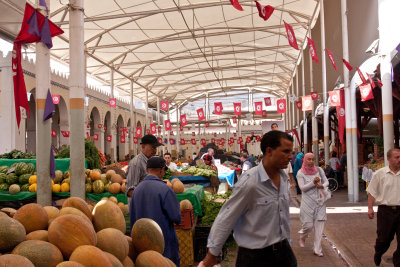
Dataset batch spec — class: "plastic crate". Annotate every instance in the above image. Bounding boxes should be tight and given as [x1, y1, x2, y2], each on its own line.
[176, 228, 194, 267]
[194, 225, 227, 262]
[175, 208, 195, 229]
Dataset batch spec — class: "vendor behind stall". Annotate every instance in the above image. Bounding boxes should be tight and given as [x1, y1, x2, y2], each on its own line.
[164, 152, 178, 172]
[203, 154, 220, 192]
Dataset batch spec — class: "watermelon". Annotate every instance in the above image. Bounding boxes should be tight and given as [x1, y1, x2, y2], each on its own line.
[19, 174, 31, 185]
[25, 163, 35, 175]
[104, 182, 111, 192]
[0, 173, 6, 184]
[21, 184, 30, 192]
[15, 162, 27, 176]
[85, 183, 92, 193]
[6, 173, 18, 184]
[92, 180, 104, 194]
[0, 183, 9, 191]
[0, 166, 9, 174]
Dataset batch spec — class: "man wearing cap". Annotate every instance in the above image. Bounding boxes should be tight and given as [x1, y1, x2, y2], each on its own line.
[130, 156, 181, 266]
[125, 134, 163, 198]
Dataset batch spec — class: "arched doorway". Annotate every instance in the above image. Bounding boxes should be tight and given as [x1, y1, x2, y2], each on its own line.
[90, 107, 101, 150]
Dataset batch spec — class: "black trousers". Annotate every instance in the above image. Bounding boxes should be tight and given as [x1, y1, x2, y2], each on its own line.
[375, 205, 400, 267]
[235, 239, 297, 267]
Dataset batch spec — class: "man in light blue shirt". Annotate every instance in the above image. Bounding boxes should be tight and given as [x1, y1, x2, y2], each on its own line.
[201, 130, 297, 267]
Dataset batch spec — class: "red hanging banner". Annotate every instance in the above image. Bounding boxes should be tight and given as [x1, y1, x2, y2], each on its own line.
[295, 101, 302, 110]
[211, 138, 216, 144]
[158, 125, 162, 133]
[291, 129, 300, 145]
[328, 90, 341, 106]
[160, 100, 169, 111]
[180, 138, 186, 145]
[232, 116, 237, 124]
[169, 138, 174, 145]
[342, 59, 353, 71]
[307, 37, 319, 63]
[302, 95, 313, 111]
[191, 139, 196, 145]
[157, 137, 163, 144]
[104, 126, 107, 130]
[150, 123, 157, 134]
[262, 110, 267, 118]
[234, 133, 237, 137]
[233, 103, 242, 115]
[284, 21, 299, 50]
[133, 137, 138, 144]
[356, 67, 367, 84]
[205, 121, 209, 128]
[214, 102, 223, 115]
[136, 126, 142, 137]
[325, 49, 338, 71]
[52, 95, 60, 104]
[254, 101, 263, 115]
[311, 92, 319, 100]
[238, 137, 243, 143]
[336, 89, 345, 144]
[256, 136, 261, 142]
[120, 135, 125, 143]
[255, 1, 274, 21]
[165, 119, 172, 131]
[61, 131, 70, 138]
[229, 0, 244, 11]
[246, 136, 251, 143]
[180, 125, 183, 131]
[264, 97, 272, 106]
[93, 134, 98, 141]
[197, 108, 205, 121]
[192, 132, 196, 136]
[146, 129, 150, 134]
[98, 124, 103, 129]
[276, 99, 286, 113]
[180, 114, 188, 126]
[51, 129, 56, 138]
[201, 138, 206, 146]
[360, 83, 374, 101]
[106, 135, 112, 143]
[109, 98, 116, 108]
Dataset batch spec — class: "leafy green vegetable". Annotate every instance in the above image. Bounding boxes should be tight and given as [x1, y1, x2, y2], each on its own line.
[55, 140, 101, 170]
[180, 166, 217, 177]
[163, 168, 173, 180]
[0, 150, 36, 159]
[199, 191, 232, 226]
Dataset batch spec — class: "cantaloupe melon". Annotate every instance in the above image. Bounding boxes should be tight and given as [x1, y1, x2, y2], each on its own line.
[48, 214, 97, 258]
[106, 170, 116, 180]
[44, 206, 60, 223]
[172, 180, 185, 193]
[13, 203, 48, 233]
[135, 250, 168, 267]
[104, 252, 124, 267]
[111, 174, 123, 184]
[12, 240, 63, 267]
[0, 254, 35, 267]
[96, 228, 129, 262]
[59, 207, 92, 225]
[180, 199, 193, 211]
[55, 261, 85, 267]
[92, 200, 126, 233]
[90, 170, 101, 181]
[130, 218, 164, 254]
[125, 236, 137, 262]
[170, 178, 180, 184]
[122, 256, 134, 267]
[62, 197, 92, 221]
[0, 216, 26, 252]
[69, 245, 112, 267]
[165, 257, 177, 267]
[121, 183, 126, 193]
[0, 207, 16, 217]
[109, 183, 121, 194]
[26, 230, 48, 241]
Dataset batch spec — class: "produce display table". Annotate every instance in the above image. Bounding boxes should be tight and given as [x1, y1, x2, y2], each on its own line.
[218, 169, 236, 187]
[176, 185, 204, 216]
[0, 158, 88, 172]
[172, 176, 210, 187]
[0, 191, 127, 204]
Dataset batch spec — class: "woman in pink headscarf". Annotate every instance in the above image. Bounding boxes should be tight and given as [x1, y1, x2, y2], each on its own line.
[297, 153, 329, 257]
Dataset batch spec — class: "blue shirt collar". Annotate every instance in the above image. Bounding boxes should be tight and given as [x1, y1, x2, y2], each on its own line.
[257, 162, 287, 183]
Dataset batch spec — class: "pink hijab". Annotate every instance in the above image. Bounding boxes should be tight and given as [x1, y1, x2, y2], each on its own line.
[300, 153, 319, 175]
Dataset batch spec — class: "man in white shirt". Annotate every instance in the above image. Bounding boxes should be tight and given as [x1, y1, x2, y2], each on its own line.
[164, 152, 178, 172]
[201, 148, 216, 164]
[367, 148, 400, 266]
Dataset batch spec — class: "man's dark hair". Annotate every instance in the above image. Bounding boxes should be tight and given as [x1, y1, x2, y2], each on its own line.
[332, 151, 337, 157]
[387, 148, 400, 158]
[164, 152, 171, 157]
[271, 123, 278, 129]
[260, 130, 293, 155]
[241, 149, 249, 154]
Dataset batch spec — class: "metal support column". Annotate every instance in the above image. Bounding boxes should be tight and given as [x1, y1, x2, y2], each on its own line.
[302, 51, 308, 153]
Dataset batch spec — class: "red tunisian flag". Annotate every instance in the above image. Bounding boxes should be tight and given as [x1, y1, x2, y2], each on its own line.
[165, 119, 172, 131]
[255, 1, 274, 21]
[342, 59, 353, 71]
[160, 100, 168, 111]
[254, 102, 263, 115]
[135, 126, 142, 137]
[276, 99, 286, 113]
[52, 95, 60, 104]
[233, 103, 242, 115]
[284, 21, 299, 50]
[201, 138, 206, 146]
[336, 89, 345, 144]
[13, 3, 64, 128]
[360, 83, 374, 101]
[262, 110, 268, 118]
[356, 67, 367, 84]
[197, 108, 205, 121]
[106, 135, 112, 143]
[302, 95, 312, 111]
[214, 102, 223, 115]
[191, 139, 196, 145]
[205, 121, 209, 128]
[150, 123, 157, 134]
[133, 137, 138, 144]
[180, 138, 186, 145]
[180, 114, 188, 126]
[229, 0, 244, 11]
[264, 97, 272, 106]
[328, 90, 341, 106]
[295, 101, 302, 110]
[120, 135, 125, 144]
[93, 134, 98, 141]
[307, 37, 319, 63]
[311, 91, 319, 100]
[232, 116, 237, 124]
[109, 98, 116, 108]
[325, 49, 338, 71]
[291, 129, 300, 145]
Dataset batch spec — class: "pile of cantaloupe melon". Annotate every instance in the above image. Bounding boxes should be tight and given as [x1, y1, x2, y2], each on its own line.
[0, 196, 176, 267]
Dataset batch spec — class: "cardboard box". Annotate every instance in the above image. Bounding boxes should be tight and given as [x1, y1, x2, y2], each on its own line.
[176, 228, 194, 267]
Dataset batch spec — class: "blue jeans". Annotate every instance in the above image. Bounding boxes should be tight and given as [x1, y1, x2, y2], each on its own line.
[235, 239, 297, 267]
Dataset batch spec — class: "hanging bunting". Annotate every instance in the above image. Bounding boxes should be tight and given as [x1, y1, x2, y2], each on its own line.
[356, 67, 367, 84]
[51, 129, 56, 138]
[295, 100, 302, 110]
[325, 49, 338, 71]
[52, 94, 60, 104]
[201, 138, 206, 146]
[98, 124, 103, 129]
[61, 131, 70, 138]
[284, 21, 299, 50]
[276, 99, 286, 113]
[336, 89, 345, 144]
[255, 1, 274, 21]
[169, 138, 175, 145]
[180, 114, 188, 126]
[229, 0, 244, 11]
[133, 137, 138, 144]
[120, 135, 125, 144]
[180, 138, 186, 145]
[158, 125, 162, 133]
[264, 97, 272, 106]
[359, 83, 374, 101]
[197, 108, 205, 121]
[191, 139, 196, 145]
[254, 101, 263, 115]
[246, 136, 251, 143]
[256, 136, 261, 142]
[165, 119, 172, 131]
[233, 103, 241, 115]
[170, 131, 174, 136]
[342, 59, 353, 71]
[150, 123, 157, 134]
[232, 116, 237, 124]
[302, 95, 313, 111]
[214, 102, 223, 115]
[136, 126, 142, 137]
[93, 134, 98, 141]
[109, 98, 116, 108]
[160, 100, 169, 111]
[328, 90, 341, 106]
[106, 135, 112, 143]
[307, 37, 319, 63]
[205, 121, 209, 128]
[311, 92, 319, 100]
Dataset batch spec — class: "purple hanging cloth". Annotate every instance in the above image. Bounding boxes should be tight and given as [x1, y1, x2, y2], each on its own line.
[43, 89, 54, 121]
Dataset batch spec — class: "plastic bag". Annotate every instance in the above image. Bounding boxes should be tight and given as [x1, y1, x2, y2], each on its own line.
[316, 187, 331, 205]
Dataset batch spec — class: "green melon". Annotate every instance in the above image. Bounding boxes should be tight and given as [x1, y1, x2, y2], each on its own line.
[0, 183, 9, 191]
[9, 184, 20, 194]
[0, 173, 6, 184]
[92, 180, 104, 194]
[25, 163, 35, 175]
[21, 184, 30, 192]
[54, 170, 63, 184]
[6, 173, 18, 185]
[85, 183, 92, 193]
[19, 174, 31, 185]
[15, 162, 27, 176]
[0, 166, 9, 174]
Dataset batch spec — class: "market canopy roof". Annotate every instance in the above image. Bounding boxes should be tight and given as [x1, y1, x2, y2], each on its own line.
[0, 0, 320, 110]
